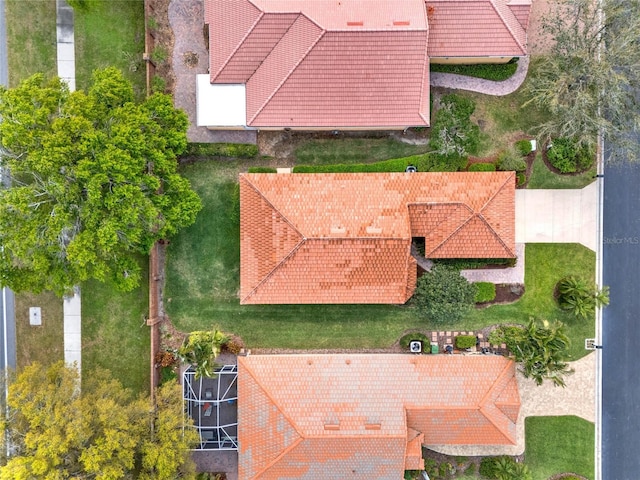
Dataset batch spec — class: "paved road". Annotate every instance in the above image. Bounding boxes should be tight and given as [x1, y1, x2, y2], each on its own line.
[602, 159, 640, 479]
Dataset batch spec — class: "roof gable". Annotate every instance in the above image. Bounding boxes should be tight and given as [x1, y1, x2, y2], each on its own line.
[240, 172, 515, 304]
[238, 354, 520, 479]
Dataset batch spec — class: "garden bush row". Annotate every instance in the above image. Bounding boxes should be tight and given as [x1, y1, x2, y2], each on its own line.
[547, 137, 594, 173]
[185, 142, 259, 158]
[293, 152, 467, 173]
[430, 59, 518, 81]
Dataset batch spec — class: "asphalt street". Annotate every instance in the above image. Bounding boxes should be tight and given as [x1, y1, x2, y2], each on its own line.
[602, 159, 640, 479]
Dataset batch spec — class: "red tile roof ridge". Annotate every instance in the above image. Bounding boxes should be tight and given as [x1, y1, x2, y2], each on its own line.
[246, 14, 325, 125]
[238, 356, 305, 438]
[418, 48, 431, 124]
[475, 358, 519, 443]
[478, 171, 516, 256]
[489, 0, 527, 55]
[423, 202, 476, 255]
[211, 4, 264, 81]
[253, 436, 305, 479]
[239, 175, 306, 304]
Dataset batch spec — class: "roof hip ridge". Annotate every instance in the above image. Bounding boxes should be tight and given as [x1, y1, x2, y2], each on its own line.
[422, 202, 475, 256]
[477, 171, 516, 256]
[246, 13, 325, 124]
[211, 4, 264, 81]
[489, 0, 527, 55]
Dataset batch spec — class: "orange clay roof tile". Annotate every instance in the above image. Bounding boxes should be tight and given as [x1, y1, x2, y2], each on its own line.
[238, 354, 520, 479]
[240, 172, 515, 304]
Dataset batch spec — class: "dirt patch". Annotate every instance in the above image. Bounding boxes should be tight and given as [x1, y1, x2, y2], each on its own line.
[182, 51, 198, 68]
[147, 0, 175, 93]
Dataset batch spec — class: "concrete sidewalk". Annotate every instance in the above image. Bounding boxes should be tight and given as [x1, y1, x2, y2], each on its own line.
[516, 183, 598, 251]
[56, 0, 81, 371]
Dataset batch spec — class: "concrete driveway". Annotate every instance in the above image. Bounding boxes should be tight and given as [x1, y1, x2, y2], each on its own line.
[516, 182, 597, 251]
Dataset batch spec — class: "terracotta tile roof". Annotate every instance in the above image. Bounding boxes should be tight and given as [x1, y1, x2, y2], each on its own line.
[205, 0, 430, 128]
[238, 354, 520, 479]
[427, 0, 528, 57]
[240, 172, 515, 304]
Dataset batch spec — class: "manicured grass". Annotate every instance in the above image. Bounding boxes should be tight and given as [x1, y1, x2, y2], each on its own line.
[74, 0, 146, 97]
[165, 160, 595, 359]
[5, 0, 57, 85]
[294, 138, 430, 165]
[14, 291, 64, 369]
[464, 243, 595, 361]
[528, 154, 596, 189]
[525, 416, 595, 480]
[431, 60, 518, 81]
[81, 258, 150, 395]
[459, 57, 550, 158]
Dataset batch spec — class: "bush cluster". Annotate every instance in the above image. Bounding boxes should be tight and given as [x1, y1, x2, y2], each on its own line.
[430, 94, 481, 159]
[479, 456, 531, 480]
[497, 147, 527, 172]
[455, 335, 477, 349]
[248, 167, 277, 173]
[430, 59, 518, 81]
[474, 282, 497, 303]
[469, 162, 497, 172]
[413, 265, 477, 324]
[515, 139, 533, 156]
[185, 142, 258, 158]
[547, 137, 594, 173]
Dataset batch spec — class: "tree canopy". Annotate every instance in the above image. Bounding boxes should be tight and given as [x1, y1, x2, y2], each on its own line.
[524, 0, 640, 162]
[0, 361, 198, 479]
[0, 68, 201, 294]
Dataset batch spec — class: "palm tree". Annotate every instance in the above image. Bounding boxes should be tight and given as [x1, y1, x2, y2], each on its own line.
[177, 329, 228, 379]
[557, 275, 610, 319]
[494, 319, 574, 387]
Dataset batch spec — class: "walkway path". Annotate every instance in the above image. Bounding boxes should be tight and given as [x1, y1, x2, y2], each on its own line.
[429, 352, 596, 456]
[431, 56, 530, 96]
[56, 0, 82, 371]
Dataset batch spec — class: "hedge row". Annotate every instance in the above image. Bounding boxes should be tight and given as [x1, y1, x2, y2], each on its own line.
[247, 167, 277, 173]
[185, 142, 258, 158]
[468, 162, 496, 172]
[293, 152, 467, 174]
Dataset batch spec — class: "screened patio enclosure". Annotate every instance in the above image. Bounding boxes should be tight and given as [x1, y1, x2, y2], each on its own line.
[183, 365, 238, 450]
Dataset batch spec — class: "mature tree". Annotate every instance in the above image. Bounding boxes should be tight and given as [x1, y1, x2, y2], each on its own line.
[0, 68, 202, 295]
[413, 264, 477, 324]
[0, 362, 198, 478]
[490, 319, 573, 387]
[556, 275, 609, 319]
[177, 329, 229, 379]
[524, 0, 640, 161]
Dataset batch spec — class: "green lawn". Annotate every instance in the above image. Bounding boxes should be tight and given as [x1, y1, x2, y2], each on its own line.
[5, 0, 57, 85]
[165, 160, 595, 359]
[81, 258, 150, 395]
[294, 137, 430, 165]
[14, 291, 64, 369]
[528, 154, 596, 189]
[526, 416, 595, 480]
[74, 0, 146, 97]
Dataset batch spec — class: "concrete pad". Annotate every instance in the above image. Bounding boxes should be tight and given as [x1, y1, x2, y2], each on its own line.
[57, 42, 75, 62]
[63, 290, 81, 371]
[461, 243, 525, 284]
[516, 184, 597, 251]
[276, 168, 291, 173]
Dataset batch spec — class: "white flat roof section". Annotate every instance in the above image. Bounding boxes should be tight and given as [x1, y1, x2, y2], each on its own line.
[196, 75, 247, 128]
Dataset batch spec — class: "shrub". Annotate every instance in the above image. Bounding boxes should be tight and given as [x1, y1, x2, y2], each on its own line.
[474, 282, 497, 303]
[222, 335, 245, 355]
[547, 137, 594, 173]
[515, 139, 533, 156]
[413, 265, 477, 324]
[151, 75, 167, 94]
[151, 46, 169, 64]
[516, 172, 526, 186]
[399, 332, 430, 350]
[455, 335, 476, 349]
[424, 459, 438, 479]
[430, 94, 481, 157]
[469, 162, 496, 172]
[185, 142, 258, 158]
[159, 366, 178, 385]
[430, 59, 518, 81]
[497, 147, 527, 172]
[155, 350, 177, 368]
[436, 258, 516, 269]
[248, 167, 277, 173]
[439, 462, 455, 477]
